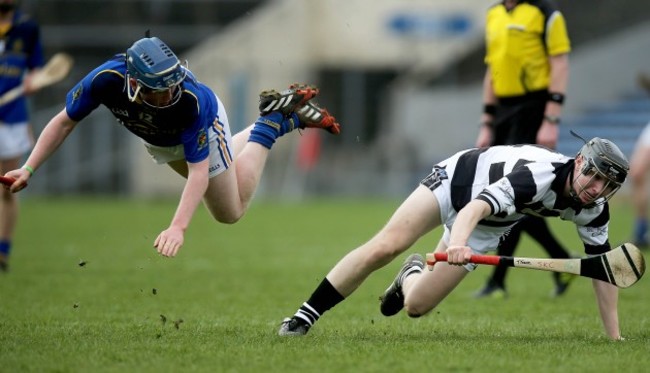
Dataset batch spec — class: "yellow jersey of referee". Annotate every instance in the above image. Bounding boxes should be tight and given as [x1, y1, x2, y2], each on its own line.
[485, 0, 571, 97]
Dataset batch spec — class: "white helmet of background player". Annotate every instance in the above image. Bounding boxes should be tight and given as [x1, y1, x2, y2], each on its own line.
[126, 37, 187, 108]
[571, 136, 629, 207]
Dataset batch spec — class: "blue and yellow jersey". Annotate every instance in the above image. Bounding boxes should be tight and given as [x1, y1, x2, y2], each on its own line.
[485, 0, 571, 97]
[0, 10, 44, 124]
[66, 54, 218, 163]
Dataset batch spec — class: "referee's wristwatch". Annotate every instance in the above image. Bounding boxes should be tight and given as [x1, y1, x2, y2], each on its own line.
[544, 115, 561, 124]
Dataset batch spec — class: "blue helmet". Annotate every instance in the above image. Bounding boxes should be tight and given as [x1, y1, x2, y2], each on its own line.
[126, 37, 186, 107]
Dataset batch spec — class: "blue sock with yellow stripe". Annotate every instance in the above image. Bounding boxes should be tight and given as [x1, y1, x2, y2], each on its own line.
[249, 112, 299, 149]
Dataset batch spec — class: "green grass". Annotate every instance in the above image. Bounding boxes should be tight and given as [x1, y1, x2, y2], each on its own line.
[0, 197, 648, 372]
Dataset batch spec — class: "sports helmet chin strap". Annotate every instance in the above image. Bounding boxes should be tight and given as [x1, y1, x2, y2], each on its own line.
[126, 74, 141, 103]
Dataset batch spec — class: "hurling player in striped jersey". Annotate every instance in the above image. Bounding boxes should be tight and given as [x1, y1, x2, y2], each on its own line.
[280, 137, 629, 340]
[3, 36, 340, 257]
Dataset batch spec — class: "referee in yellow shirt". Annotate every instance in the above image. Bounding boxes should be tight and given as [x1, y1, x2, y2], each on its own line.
[474, 0, 575, 298]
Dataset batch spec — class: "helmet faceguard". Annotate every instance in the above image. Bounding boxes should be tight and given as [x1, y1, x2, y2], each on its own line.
[570, 137, 629, 207]
[126, 37, 187, 108]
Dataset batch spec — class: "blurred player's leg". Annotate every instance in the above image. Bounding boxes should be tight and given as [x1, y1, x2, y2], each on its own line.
[474, 223, 522, 298]
[519, 216, 576, 296]
[475, 216, 575, 298]
[629, 126, 650, 249]
[0, 157, 21, 272]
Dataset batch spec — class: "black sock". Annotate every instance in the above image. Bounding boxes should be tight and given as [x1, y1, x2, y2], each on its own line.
[293, 278, 344, 326]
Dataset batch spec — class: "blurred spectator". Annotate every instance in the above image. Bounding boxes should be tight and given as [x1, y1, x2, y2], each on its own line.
[0, 0, 44, 272]
[629, 73, 650, 249]
[473, 0, 575, 298]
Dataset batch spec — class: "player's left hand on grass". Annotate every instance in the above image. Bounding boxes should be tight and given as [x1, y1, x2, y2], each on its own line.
[154, 226, 185, 257]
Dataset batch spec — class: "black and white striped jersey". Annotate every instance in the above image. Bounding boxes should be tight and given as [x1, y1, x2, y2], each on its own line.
[436, 144, 611, 254]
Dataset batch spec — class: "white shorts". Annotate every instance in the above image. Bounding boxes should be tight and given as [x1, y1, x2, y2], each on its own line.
[423, 165, 515, 271]
[0, 122, 32, 159]
[142, 96, 233, 178]
[638, 122, 650, 147]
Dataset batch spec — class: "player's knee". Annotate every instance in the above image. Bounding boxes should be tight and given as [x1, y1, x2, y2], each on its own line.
[210, 209, 244, 224]
[216, 214, 242, 224]
[404, 297, 432, 318]
[404, 303, 424, 318]
[406, 311, 423, 318]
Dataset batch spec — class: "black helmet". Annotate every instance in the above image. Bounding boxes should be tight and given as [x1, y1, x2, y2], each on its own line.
[578, 137, 629, 184]
[573, 137, 629, 207]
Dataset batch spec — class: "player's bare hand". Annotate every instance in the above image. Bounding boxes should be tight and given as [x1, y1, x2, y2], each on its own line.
[445, 245, 472, 265]
[476, 116, 493, 148]
[154, 226, 185, 257]
[4, 169, 30, 193]
[23, 76, 37, 95]
[537, 121, 558, 149]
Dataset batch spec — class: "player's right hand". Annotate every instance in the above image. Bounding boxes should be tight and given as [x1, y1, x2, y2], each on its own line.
[4, 169, 31, 193]
[445, 245, 473, 265]
[475, 120, 493, 148]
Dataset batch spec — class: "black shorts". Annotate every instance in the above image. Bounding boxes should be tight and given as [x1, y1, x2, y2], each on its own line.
[492, 90, 547, 146]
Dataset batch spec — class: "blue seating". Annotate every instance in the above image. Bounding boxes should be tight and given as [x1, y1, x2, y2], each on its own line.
[557, 92, 648, 158]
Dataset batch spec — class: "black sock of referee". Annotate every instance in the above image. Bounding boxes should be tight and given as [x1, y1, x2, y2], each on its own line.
[292, 278, 344, 327]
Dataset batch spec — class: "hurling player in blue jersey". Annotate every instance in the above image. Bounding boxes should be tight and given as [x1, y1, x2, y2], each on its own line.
[0, 0, 44, 272]
[4, 36, 340, 258]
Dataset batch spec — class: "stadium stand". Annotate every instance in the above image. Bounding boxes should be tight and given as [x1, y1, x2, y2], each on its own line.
[20, 0, 650, 197]
[558, 92, 650, 160]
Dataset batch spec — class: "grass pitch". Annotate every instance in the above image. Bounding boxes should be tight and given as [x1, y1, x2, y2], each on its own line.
[0, 197, 648, 372]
